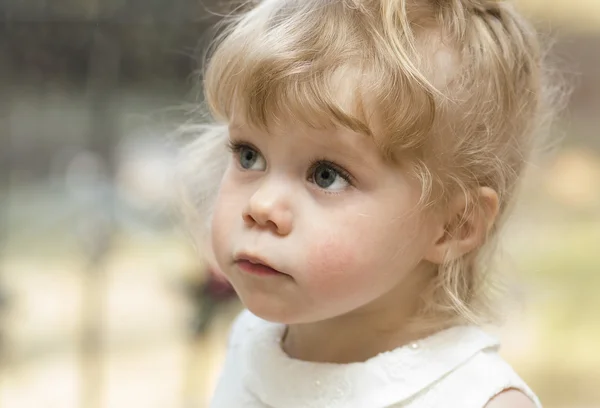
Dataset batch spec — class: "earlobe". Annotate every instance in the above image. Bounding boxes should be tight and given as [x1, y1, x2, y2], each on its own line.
[424, 187, 499, 265]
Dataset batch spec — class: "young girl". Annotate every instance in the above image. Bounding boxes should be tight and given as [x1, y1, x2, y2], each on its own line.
[179, 0, 558, 406]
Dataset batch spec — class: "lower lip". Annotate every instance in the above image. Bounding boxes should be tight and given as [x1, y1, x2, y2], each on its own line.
[236, 260, 283, 276]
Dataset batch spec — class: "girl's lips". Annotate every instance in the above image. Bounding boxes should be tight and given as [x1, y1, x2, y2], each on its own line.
[236, 260, 282, 276]
[234, 253, 285, 276]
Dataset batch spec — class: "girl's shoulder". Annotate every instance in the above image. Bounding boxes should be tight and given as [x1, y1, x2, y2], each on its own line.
[398, 343, 542, 408]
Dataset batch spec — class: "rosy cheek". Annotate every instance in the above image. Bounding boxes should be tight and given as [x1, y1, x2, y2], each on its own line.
[304, 237, 361, 289]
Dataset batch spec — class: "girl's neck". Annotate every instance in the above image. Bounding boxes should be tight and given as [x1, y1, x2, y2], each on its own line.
[281, 265, 438, 364]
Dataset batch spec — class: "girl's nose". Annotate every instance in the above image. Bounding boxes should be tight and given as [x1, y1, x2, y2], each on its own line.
[242, 179, 293, 236]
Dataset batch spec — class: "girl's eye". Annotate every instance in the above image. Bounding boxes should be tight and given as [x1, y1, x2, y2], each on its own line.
[310, 163, 351, 191]
[231, 143, 266, 171]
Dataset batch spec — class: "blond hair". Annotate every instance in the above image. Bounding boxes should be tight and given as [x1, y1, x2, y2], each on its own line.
[178, 0, 561, 328]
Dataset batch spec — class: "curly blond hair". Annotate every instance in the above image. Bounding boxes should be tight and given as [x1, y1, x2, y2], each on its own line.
[178, 0, 562, 328]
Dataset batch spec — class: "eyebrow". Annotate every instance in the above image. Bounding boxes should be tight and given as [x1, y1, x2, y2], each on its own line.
[228, 122, 244, 134]
[228, 122, 269, 139]
[304, 128, 381, 171]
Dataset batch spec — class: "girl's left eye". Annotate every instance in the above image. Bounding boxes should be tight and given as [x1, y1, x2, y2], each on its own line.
[309, 162, 352, 192]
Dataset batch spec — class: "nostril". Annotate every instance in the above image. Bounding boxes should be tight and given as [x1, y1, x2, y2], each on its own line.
[242, 212, 256, 225]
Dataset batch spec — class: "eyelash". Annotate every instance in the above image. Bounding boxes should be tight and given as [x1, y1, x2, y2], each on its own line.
[308, 158, 354, 186]
[226, 139, 355, 186]
[227, 140, 257, 156]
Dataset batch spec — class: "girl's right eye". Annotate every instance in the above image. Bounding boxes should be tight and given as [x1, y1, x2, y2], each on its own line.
[228, 142, 267, 171]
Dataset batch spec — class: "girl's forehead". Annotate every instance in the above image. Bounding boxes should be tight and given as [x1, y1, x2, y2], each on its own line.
[222, 52, 435, 164]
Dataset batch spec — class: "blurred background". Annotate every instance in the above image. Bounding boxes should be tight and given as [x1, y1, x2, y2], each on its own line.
[0, 1, 598, 407]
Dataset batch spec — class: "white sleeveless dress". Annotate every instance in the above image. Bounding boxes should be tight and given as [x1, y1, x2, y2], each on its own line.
[210, 310, 542, 408]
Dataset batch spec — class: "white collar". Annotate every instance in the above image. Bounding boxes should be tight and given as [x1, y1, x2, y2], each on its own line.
[236, 311, 500, 408]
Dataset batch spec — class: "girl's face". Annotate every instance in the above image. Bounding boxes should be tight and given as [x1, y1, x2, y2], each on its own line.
[211, 121, 440, 324]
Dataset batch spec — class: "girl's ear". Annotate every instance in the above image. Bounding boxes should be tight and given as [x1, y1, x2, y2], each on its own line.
[424, 187, 499, 264]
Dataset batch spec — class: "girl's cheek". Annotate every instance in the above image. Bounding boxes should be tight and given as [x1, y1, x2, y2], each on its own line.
[304, 236, 361, 287]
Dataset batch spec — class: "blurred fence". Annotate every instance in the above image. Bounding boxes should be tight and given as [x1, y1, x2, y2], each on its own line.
[0, 2, 237, 408]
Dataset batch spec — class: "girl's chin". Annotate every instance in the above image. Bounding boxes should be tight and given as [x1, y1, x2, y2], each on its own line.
[244, 301, 337, 326]
[244, 303, 296, 324]
[242, 300, 312, 325]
